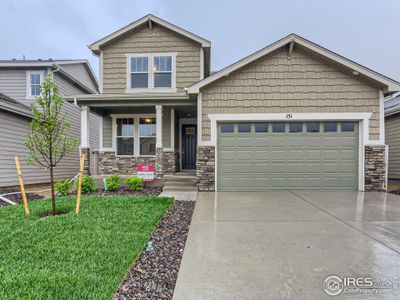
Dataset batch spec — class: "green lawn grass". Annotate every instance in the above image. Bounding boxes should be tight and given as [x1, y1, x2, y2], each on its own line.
[0, 195, 173, 300]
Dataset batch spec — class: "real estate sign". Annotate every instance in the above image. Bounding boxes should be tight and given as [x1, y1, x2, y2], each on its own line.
[137, 164, 155, 182]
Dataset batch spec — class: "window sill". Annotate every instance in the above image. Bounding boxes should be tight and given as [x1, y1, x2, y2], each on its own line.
[125, 88, 177, 93]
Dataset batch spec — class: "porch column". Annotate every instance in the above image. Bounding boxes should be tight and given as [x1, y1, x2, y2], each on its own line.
[80, 106, 90, 175]
[155, 105, 163, 176]
[156, 105, 163, 148]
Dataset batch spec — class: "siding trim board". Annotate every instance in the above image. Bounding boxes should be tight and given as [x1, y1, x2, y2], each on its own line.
[205, 112, 373, 192]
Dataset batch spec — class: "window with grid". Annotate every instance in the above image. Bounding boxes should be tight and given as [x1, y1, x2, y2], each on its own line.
[28, 73, 42, 97]
[139, 118, 156, 155]
[153, 56, 172, 88]
[130, 57, 149, 88]
[116, 118, 134, 155]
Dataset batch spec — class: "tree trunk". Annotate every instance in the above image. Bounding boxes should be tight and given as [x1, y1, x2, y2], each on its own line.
[50, 166, 56, 216]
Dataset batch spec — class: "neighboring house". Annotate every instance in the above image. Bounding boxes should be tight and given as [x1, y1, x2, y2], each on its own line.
[69, 14, 400, 192]
[0, 60, 100, 188]
[385, 93, 400, 180]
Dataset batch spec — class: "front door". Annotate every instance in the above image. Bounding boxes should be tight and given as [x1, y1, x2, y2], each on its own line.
[182, 125, 197, 169]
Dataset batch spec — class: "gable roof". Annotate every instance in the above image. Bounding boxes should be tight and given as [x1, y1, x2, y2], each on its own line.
[187, 34, 400, 94]
[88, 14, 211, 55]
[0, 59, 98, 94]
[0, 93, 33, 118]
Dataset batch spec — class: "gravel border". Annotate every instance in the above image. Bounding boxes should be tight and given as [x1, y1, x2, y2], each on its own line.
[390, 190, 400, 196]
[113, 200, 195, 300]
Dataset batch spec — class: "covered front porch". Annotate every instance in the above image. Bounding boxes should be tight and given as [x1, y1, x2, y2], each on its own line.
[73, 93, 197, 176]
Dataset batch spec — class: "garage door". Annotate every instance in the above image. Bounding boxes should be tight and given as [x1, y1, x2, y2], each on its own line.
[217, 121, 359, 191]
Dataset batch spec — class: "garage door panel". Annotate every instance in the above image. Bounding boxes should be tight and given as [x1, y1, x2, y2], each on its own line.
[217, 122, 358, 191]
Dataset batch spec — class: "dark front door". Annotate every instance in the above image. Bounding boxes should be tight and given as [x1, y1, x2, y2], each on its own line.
[182, 125, 197, 169]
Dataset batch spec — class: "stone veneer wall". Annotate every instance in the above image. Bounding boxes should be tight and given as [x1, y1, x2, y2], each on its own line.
[98, 152, 158, 176]
[162, 151, 177, 174]
[365, 145, 386, 191]
[196, 146, 215, 191]
[98, 149, 176, 177]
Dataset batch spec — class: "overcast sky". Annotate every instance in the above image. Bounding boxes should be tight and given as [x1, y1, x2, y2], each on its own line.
[1, 0, 399, 81]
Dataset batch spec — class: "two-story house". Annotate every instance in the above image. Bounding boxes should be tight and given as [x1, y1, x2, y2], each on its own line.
[0, 60, 99, 188]
[70, 14, 400, 192]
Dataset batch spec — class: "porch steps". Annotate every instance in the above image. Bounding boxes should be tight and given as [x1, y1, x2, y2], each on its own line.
[159, 172, 198, 200]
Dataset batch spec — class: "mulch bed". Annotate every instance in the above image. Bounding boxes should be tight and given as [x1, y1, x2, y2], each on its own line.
[72, 186, 162, 197]
[0, 189, 44, 207]
[113, 200, 196, 300]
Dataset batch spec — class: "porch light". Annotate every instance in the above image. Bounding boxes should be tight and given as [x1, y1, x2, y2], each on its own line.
[145, 118, 153, 123]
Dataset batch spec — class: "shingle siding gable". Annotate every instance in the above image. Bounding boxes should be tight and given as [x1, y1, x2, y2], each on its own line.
[201, 48, 380, 141]
[101, 23, 201, 93]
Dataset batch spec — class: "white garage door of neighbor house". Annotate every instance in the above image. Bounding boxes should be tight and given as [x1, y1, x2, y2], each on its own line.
[217, 121, 359, 191]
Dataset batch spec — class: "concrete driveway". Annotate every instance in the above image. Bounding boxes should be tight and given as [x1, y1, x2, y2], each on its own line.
[173, 191, 400, 299]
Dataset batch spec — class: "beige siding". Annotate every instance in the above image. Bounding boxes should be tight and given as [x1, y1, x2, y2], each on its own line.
[0, 69, 34, 105]
[102, 23, 201, 93]
[386, 114, 400, 179]
[0, 70, 99, 186]
[102, 116, 113, 148]
[60, 63, 98, 93]
[201, 48, 380, 141]
[0, 111, 80, 187]
[162, 107, 171, 148]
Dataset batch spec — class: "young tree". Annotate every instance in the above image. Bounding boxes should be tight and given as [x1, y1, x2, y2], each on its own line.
[25, 75, 78, 216]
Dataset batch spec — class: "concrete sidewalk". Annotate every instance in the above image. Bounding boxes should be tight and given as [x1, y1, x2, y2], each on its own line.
[173, 191, 400, 300]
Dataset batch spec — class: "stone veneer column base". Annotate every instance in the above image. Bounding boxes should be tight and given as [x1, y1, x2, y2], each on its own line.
[365, 145, 386, 191]
[196, 146, 215, 191]
[162, 151, 177, 175]
[155, 148, 163, 177]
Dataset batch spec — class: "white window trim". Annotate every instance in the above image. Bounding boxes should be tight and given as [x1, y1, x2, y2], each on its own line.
[201, 112, 375, 192]
[125, 53, 177, 93]
[26, 71, 45, 99]
[111, 114, 156, 157]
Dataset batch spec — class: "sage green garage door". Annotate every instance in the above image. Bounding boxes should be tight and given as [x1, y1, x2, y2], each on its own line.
[217, 122, 359, 191]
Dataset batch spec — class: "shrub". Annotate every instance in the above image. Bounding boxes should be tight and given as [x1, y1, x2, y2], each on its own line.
[75, 175, 95, 194]
[105, 174, 120, 191]
[54, 179, 73, 196]
[125, 177, 144, 192]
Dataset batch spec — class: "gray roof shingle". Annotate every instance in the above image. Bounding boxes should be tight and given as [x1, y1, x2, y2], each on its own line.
[0, 93, 33, 118]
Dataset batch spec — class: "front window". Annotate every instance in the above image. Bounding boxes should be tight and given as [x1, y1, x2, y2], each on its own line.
[116, 118, 134, 155]
[130, 57, 148, 88]
[154, 56, 172, 88]
[27, 71, 43, 98]
[128, 54, 175, 91]
[139, 118, 156, 155]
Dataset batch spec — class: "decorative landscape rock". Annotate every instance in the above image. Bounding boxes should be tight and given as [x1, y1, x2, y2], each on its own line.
[113, 200, 195, 300]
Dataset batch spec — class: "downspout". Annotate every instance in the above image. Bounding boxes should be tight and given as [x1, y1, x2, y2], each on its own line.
[50, 64, 61, 77]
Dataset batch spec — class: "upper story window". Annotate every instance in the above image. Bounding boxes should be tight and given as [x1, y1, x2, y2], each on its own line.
[130, 56, 148, 88]
[127, 53, 176, 92]
[154, 56, 172, 88]
[26, 71, 44, 99]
